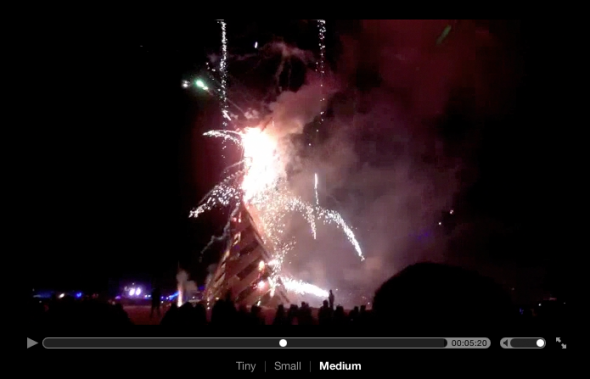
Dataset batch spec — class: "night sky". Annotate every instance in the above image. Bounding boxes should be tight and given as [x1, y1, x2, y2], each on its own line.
[31, 20, 565, 302]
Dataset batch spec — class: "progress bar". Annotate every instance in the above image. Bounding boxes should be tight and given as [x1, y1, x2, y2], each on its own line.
[42, 337, 490, 349]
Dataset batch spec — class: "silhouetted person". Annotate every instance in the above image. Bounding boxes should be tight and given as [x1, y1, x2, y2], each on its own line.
[160, 303, 177, 326]
[211, 299, 237, 325]
[318, 300, 331, 325]
[113, 303, 133, 326]
[349, 306, 359, 323]
[237, 304, 250, 326]
[298, 302, 313, 325]
[328, 290, 335, 310]
[333, 305, 346, 325]
[250, 305, 264, 325]
[372, 262, 517, 332]
[176, 302, 195, 329]
[287, 304, 299, 325]
[150, 288, 161, 318]
[194, 302, 207, 325]
[358, 305, 369, 325]
[273, 304, 287, 325]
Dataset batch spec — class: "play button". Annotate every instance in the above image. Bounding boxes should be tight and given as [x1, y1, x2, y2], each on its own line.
[27, 338, 37, 349]
[500, 338, 511, 348]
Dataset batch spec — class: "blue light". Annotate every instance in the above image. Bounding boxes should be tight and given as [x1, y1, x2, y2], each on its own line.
[168, 292, 178, 299]
[76, 292, 82, 298]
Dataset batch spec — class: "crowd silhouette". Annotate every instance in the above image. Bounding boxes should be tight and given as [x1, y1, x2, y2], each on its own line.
[28, 263, 566, 329]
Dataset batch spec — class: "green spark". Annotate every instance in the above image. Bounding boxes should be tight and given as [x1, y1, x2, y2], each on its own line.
[436, 25, 452, 45]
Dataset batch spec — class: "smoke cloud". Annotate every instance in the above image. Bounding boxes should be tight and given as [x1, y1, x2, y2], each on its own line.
[176, 269, 198, 303]
[266, 78, 327, 137]
[247, 21, 522, 305]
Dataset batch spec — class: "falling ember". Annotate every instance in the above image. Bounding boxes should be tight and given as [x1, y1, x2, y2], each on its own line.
[258, 260, 265, 271]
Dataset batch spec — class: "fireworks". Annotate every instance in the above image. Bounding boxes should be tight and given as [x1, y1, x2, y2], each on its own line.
[190, 21, 364, 301]
[218, 20, 229, 130]
[316, 20, 327, 133]
[191, 125, 365, 299]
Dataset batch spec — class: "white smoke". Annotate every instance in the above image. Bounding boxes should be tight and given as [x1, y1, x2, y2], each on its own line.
[176, 269, 198, 306]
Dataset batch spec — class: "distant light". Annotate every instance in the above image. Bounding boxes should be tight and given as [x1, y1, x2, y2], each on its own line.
[181, 80, 189, 88]
[258, 281, 266, 290]
[254, 41, 258, 48]
[129, 288, 135, 296]
[196, 79, 205, 88]
[202, 86, 208, 91]
[75, 292, 82, 298]
[136, 288, 141, 295]
[257, 300, 261, 306]
[539, 303, 541, 306]
[59, 293, 65, 299]
[438, 222, 442, 225]
[450, 209, 454, 214]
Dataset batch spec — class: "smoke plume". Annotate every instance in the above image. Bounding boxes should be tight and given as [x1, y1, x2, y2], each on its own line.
[249, 21, 523, 304]
[176, 269, 198, 304]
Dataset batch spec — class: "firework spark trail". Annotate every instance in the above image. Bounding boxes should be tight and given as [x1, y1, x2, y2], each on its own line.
[316, 19, 327, 131]
[314, 172, 319, 205]
[281, 277, 328, 298]
[204, 130, 241, 144]
[217, 20, 229, 130]
[223, 160, 247, 174]
[196, 204, 241, 262]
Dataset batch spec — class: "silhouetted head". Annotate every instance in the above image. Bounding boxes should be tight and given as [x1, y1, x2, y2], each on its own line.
[329, 290, 333, 294]
[323, 300, 329, 307]
[373, 263, 516, 330]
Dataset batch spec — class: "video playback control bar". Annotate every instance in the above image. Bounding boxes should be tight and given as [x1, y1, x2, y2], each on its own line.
[42, 337, 490, 349]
